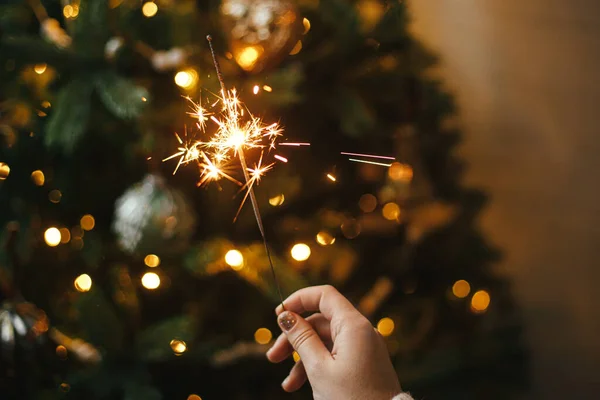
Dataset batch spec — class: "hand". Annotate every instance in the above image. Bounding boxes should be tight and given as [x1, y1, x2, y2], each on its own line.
[266, 285, 402, 399]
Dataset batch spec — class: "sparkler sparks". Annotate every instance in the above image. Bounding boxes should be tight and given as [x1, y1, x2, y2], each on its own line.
[165, 36, 286, 307]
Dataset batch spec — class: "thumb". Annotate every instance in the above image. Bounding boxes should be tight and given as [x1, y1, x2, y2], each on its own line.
[277, 311, 330, 368]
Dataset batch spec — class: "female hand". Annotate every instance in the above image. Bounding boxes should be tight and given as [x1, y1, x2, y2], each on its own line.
[266, 285, 408, 400]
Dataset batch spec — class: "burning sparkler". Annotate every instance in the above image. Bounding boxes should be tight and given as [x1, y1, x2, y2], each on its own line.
[164, 36, 286, 307]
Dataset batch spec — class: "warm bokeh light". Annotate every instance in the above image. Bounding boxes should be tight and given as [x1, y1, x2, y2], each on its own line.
[31, 170, 45, 186]
[225, 249, 244, 270]
[74, 274, 92, 292]
[142, 1, 158, 17]
[327, 173, 336, 182]
[44, 227, 61, 247]
[80, 214, 95, 231]
[289, 40, 303, 55]
[141, 272, 161, 289]
[254, 327, 273, 345]
[60, 383, 70, 392]
[174, 69, 198, 89]
[291, 243, 311, 261]
[262, 85, 272, 92]
[452, 280, 471, 299]
[268, 193, 285, 206]
[63, 4, 79, 19]
[292, 351, 301, 362]
[341, 218, 362, 239]
[235, 45, 262, 71]
[34, 63, 47, 74]
[471, 290, 491, 312]
[0, 162, 10, 180]
[388, 162, 413, 182]
[377, 317, 395, 337]
[49, 189, 62, 203]
[56, 345, 68, 359]
[303, 18, 311, 34]
[170, 339, 187, 354]
[144, 254, 161, 267]
[187, 395, 202, 400]
[359, 193, 377, 213]
[253, 85, 260, 94]
[316, 231, 335, 246]
[382, 202, 401, 221]
[59, 228, 71, 243]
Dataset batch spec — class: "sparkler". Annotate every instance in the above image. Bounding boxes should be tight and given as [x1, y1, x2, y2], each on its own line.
[164, 36, 285, 307]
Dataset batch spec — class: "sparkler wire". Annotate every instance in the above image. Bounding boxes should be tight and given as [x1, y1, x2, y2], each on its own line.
[206, 36, 286, 309]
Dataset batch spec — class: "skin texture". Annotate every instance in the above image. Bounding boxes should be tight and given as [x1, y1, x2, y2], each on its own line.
[266, 285, 402, 400]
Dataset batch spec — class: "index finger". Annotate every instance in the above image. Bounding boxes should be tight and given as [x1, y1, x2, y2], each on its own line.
[276, 285, 359, 322]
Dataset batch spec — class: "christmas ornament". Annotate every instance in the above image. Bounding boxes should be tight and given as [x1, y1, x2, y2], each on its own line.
[40, 18, 72, 48]
[113, 174, 196, 254]
[220, 0, 303, 72]
[0, 301, 49, 363]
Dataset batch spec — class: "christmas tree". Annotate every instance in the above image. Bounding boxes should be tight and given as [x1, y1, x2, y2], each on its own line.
[0, 0, 527, 398]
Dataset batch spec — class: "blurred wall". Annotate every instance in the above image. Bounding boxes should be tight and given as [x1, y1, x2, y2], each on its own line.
[408, 0, 600, 398]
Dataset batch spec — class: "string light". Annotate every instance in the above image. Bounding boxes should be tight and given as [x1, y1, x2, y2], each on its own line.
[359, 193, 377, 213]
[144, 254, 160, 267]
[142, 1, 158, 17]
[74, 274, 92, 292]
[291, 243, 311, 261]
[303, 18, 311, 34]
[59, 228, 71, 243]
[170, 339, 187, 354]
[235, 46, 262, 71]
[471, 290, 491, 313]
[80, 214, 95, 231]
[225, 249, 244, 270]
[289, 40, 302, 55]
[452, 280, 471, 298]
[44, 227, 61, 247]
[56, 345, 68, 359]
[326, 173, 336, 182]
[0, 163, 10, 180]
[254, 328, 273, 345]
[262, 85, 272, 92]
[253, 85, 260, 94]
[388, 162, 413, 182]
[31, 170, 45, 186]
[174, 69, 198, 89]
[316, 231, 335, 246]
[34, 64, 47, 74]
[141, 272, 160, 289]
[268, 194, 285, 206]
[382, 202, 400, 221]
[376, 317, 395, 337]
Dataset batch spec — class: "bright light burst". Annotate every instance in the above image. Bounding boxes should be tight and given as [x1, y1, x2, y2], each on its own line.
[164, 88, 283, 216]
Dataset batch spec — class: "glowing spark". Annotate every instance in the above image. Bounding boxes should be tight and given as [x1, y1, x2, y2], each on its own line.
[348, 158, 393, 167]
[280, 142, 310, 147]
[263, 85, 273, 92]
[327, 174, 337, 182]
[253, 85, 260, 94]
[274, 155, 288, 163]
[340, 151, 396, 160]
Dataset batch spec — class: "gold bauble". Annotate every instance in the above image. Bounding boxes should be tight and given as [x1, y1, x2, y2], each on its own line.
[221, 0, 303, 73]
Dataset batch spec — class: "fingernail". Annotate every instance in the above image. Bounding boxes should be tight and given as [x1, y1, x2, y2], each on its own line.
[282, 376, 290, 388]
[278, 311, 296, 332]
[275, 304, 283, 315]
